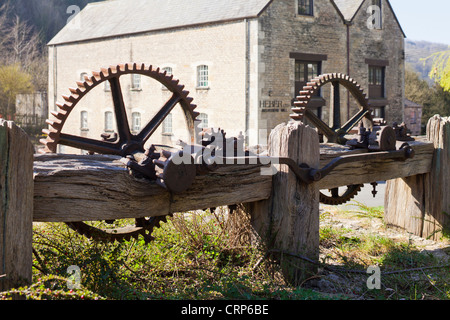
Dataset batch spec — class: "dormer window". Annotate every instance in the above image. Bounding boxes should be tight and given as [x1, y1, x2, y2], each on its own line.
[298, 0, 313, 16]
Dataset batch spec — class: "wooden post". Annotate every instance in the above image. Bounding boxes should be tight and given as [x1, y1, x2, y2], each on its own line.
[249, 121, 320, 285]
[385, 115, 450, 240]
[0, 120, 34, 292]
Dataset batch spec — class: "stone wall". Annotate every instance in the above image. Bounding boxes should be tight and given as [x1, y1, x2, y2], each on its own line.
[257, 0, 405, 138]
[347, 0, 405, 124]
[257, 0, 348, 136]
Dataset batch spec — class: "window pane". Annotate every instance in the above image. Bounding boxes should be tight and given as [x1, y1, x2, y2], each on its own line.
[162, 67, 173, 77]
[105, 111, 114, 131]
[163, 114, 173, 134]
[308, 63, 318, 80]
[132, 74, 141, 89]
[295, 62, 305, 82]
[298, 0, 313, 15]
[132, 112, 141, 132]
[376, 68, 382, 85]
[198, 113, 208, 129]
[369, 67, 374, 85]
[197, 65, 209, 88]
[80, 111, 88, 129]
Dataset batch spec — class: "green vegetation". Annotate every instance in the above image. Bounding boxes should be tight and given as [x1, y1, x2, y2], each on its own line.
[405, 66, 450, 133]
[1, 206, 448, 301]
[427, 50, 450, 92]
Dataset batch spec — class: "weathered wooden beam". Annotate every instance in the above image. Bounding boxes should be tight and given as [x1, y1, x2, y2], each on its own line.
[317, 140, 434, 190]
[248, 121, 320, 286]
[385, 116, 450, 240]
[0, 120, 34, 292]
[33, 154, 272, 222]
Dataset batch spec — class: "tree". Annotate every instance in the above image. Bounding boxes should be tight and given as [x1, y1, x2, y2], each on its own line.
[0, 64, 33, 116]
[425, 49, 450, 92]
[405, 65, 450, 132]
[0, 4, 45, 117]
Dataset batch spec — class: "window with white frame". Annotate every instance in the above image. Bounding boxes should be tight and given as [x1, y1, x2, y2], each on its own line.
[197, 65, 209, 88]
[162, 113, 173, 135]
[132, 112, 141, 133]
[131, 74, 141, 90]
[197, 113, 209, 129]
[105, 111, 114, 132]
[80, 111, 88, 130]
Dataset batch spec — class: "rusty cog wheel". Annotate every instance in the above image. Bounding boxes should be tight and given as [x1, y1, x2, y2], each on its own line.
[291, 73, 373, 145]
[290, 73, 372, 205]
[41, 63, 199, 243]
[319, 184, 364, 206]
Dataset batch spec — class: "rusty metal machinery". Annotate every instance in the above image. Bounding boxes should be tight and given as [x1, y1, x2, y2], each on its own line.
[290, 73, 414, 205]
[41, 68, 415, 243]
[41, 63, 199, 243]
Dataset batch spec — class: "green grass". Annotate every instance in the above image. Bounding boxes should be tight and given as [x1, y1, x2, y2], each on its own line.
[1, 206, 449, 300]
[319, 205, 450, 300]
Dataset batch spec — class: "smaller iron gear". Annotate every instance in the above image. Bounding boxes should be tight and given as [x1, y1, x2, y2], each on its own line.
[319, 184, 364, 206]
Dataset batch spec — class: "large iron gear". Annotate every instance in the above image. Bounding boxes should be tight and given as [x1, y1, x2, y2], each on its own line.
[42, 63, 198, 155]
[290, 73, 372, 205]
[291, 73, 373, 145]
[41, 63, 199, 243]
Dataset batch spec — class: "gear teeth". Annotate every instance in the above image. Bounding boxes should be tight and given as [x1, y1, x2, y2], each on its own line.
[51, 110, 67, 119]
[56, 102, 73, 112]
[153, 159, 166, 169]
[292, 107, 306, 114]
[42, 128, 59, 140]
[186, 97, 194, 104]
[62, 94, 77, 103]
[40, 137, 57, 153]
[46, 119, 63, 131]
[91, 70, 104, 81]
[290, 114, 304, 121]
[69, 87, 80, 95]
[76, 81, 87, 89]
[291, 72, 370, 124]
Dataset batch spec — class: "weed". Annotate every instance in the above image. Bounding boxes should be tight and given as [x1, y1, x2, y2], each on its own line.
[2, 205, 449, 300]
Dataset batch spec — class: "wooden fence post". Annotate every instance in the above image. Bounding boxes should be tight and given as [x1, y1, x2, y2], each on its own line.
[385, 115, 450, 240]
[0, 120, 34, 292]
[249, 121, 320, 285]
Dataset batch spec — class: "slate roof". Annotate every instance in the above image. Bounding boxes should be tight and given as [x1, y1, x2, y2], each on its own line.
[404, 99, 423, 108]
[48, 0, 272, 45]
[49, 0, 405, 46]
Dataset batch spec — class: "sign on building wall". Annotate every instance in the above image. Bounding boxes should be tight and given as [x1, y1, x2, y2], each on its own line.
[259, 100, 289, 113]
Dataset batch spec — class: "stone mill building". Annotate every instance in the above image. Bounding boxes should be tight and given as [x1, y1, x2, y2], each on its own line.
[47, 0, 406, 153]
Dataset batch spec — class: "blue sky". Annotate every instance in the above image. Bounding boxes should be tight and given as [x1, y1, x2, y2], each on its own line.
[389, 0, 450, 45]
